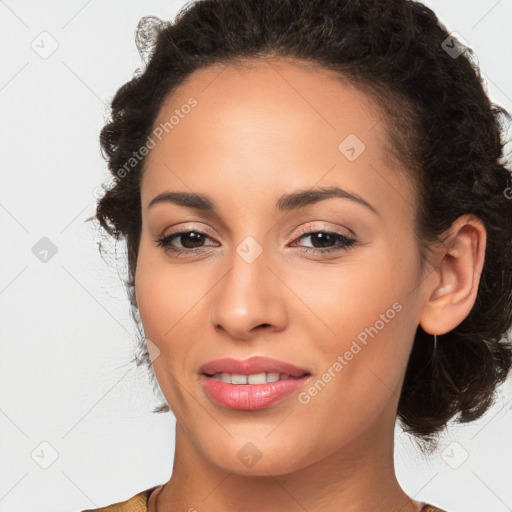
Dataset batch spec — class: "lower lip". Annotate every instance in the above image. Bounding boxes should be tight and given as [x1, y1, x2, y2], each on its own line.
[201, 374, 311, 410]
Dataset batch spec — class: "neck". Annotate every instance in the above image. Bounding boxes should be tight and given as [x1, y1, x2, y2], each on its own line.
[152, 419, 424, 512]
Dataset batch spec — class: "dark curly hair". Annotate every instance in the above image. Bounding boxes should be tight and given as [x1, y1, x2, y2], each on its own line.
[86, 0, 512, 451]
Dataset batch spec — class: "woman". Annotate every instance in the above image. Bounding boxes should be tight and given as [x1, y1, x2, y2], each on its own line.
[84, 0, 512, 510]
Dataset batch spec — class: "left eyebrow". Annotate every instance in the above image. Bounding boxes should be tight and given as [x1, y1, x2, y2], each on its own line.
[275, 186, 379, 216]
[147, 185, 379, 216]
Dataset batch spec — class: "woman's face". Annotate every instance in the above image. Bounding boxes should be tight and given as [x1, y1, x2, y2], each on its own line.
[135, 59, 429, 475]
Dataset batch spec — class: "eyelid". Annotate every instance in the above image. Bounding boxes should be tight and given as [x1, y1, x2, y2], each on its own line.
[164, 221, 354, 242]
[162, 222, 218, 239]
[290, 222, 355, 241]
[156, 221, 358, 259]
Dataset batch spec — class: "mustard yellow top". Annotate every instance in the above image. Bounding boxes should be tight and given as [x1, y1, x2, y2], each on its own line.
[81, 486, 449, 512]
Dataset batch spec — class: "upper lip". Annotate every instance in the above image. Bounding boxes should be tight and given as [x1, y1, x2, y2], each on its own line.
[200, 356, 311, 377]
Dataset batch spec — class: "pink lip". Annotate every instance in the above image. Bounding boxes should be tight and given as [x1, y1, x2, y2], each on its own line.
[199, 356, 311, 377]
[200, 374, 310, 410]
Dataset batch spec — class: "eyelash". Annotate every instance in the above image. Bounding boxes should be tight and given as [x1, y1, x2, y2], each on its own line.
[154, 227, 357, 257]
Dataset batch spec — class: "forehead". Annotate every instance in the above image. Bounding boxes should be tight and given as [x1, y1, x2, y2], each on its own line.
[141, 58, 415, 221]
[150, 57, 382, 153]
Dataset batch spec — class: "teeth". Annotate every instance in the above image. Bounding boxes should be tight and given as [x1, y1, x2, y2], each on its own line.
[211, 372, 298, 384]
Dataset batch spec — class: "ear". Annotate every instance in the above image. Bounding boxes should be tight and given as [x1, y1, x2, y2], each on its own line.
[419, 214, 487, 336]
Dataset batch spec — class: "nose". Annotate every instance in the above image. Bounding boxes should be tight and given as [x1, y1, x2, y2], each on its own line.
[209, 247, 287, 340]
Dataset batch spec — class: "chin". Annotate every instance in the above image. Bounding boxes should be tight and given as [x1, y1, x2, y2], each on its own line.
[204, 438, 311, 477]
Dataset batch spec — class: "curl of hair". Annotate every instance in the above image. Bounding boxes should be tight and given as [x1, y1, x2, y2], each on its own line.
[87, 0, 512, 450]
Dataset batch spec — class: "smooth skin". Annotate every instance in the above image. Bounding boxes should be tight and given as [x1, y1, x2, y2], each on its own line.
[134, 58, 486, 512]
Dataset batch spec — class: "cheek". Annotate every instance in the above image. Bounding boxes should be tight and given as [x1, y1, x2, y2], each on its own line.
[295, 298, 415, 450]
[134, 244, 212, 413]
[302, 237, 416, 331]
[134, 241, 214, 360]
[134, 259, 195, 405]
[300, 235, 419, 384]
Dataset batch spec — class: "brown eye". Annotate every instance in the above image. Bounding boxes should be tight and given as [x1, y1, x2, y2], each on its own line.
[155, 230, 218, 254]
[290, 230, 357, 254]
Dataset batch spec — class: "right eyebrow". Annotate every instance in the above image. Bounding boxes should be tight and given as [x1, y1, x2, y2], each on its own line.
[147, 191, 215, 211]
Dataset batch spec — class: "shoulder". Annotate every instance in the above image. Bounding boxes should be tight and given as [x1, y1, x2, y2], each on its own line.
[421, 504, 449, 512]
[79, 492, 449, 512]
[80, 486, 159, 512]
